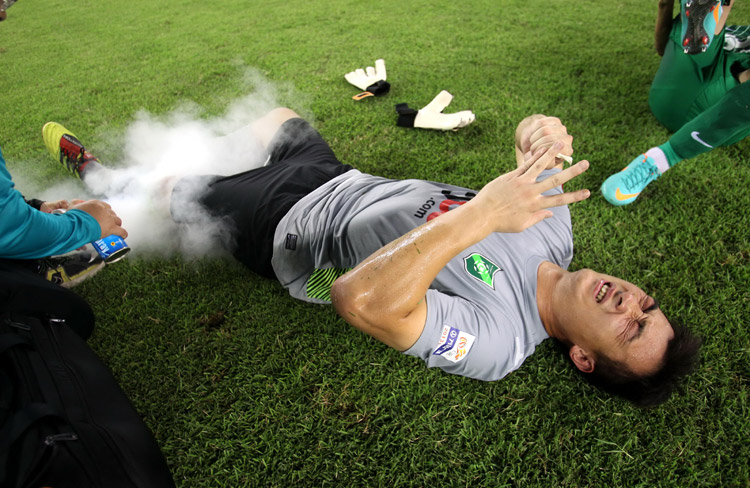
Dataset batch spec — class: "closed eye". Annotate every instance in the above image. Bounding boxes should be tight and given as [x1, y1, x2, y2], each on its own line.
[644, 298, 660, 313]
[629, 298, 660, 342]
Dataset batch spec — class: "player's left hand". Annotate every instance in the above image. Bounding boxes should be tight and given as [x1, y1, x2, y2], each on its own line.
[516, 115, 574, 169]
[39, 199, 70, 213]
[345, 59, 390, 100]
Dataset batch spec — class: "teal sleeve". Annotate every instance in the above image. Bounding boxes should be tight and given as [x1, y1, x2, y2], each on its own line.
[0, 147, 101, 259]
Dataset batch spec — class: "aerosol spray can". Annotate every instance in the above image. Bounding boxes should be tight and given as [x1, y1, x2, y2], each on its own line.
[91, 234, 130, 263]
[52, 209, 130, 263]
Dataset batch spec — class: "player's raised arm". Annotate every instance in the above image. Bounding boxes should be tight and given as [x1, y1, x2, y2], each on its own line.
[331, 143, 590, 351]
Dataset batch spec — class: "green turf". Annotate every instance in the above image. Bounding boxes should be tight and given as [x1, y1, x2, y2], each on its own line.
[1, 0, 749, 485]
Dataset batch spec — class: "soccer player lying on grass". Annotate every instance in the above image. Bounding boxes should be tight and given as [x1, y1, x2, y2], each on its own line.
[45, 108, 701, 407]
[601, 0, 750, 206]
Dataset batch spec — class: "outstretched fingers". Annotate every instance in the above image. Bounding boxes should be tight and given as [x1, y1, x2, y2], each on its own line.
[517, 141, 564, 179]
[539, 160, 591, 208]
[539, 158, 589, 191]
[544, 185, 591, 209]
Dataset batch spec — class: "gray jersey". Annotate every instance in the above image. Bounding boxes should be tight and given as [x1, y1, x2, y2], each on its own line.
[272, 169, 573, 381]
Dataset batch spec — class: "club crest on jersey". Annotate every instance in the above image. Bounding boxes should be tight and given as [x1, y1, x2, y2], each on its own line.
[464, 252, 501, 289]
[432, 325, 475, 363]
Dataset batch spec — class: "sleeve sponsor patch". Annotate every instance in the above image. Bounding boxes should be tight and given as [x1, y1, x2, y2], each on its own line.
[285, 233, 298, 250]
[432, 325, 476, 363]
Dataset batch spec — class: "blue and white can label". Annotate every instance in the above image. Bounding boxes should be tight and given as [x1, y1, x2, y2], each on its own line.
[92, 235, 130, 263]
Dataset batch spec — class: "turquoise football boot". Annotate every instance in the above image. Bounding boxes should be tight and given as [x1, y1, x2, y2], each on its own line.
[601, 154, 661, 206]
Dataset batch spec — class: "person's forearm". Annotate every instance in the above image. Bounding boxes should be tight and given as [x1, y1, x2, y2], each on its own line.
[0, 205, 100, 259]
[331, 143, 589, 350]
[331, 202, 490, 348]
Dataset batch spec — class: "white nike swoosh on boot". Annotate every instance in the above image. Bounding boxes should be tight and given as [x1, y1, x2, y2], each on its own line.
[691, 131, 714, 148]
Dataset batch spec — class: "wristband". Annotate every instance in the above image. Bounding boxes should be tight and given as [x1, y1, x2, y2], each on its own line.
[395, 103, 418, 127]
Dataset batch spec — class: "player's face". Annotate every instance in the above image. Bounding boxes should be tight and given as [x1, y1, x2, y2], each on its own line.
[559, 269, 674, 376]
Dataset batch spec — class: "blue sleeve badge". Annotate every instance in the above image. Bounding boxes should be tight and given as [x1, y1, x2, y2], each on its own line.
[432, 325, 476, 363]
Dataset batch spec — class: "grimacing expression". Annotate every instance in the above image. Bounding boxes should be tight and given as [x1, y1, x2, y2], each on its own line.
[561, 269, 674, 376]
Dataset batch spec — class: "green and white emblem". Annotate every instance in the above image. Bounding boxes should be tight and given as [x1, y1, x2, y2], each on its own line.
[464, 253, 501, 289]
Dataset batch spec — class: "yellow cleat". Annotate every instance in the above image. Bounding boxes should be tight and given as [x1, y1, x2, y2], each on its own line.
[42, 122, 98, 178]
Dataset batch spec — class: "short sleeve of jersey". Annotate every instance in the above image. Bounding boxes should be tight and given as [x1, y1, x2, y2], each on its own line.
[403, 289, 523, 381]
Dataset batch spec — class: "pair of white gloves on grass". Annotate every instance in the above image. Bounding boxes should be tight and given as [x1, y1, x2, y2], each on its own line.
[344, 59, 475, 132]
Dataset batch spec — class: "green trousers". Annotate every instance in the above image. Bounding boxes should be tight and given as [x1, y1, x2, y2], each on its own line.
[648, 19, 750, 161]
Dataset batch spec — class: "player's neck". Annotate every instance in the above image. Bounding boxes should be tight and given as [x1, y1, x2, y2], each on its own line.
[536, 261, 565, 339]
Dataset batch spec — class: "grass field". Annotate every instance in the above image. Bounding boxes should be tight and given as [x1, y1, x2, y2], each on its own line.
[1, 0, 749, 486]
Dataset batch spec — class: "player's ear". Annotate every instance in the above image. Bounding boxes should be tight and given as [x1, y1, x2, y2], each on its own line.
[569, 345, 594, 373]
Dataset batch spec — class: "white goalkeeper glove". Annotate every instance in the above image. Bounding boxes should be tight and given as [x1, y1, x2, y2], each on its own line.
[344, 59, 390, 100]
[395, 91, 475, 131]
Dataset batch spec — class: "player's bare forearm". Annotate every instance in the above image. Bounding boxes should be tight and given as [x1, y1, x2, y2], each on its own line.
[331, 144, 590, 351]
[331, 201, 490, 351]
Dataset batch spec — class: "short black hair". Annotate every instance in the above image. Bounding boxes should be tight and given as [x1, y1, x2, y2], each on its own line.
[560, 320, 702, 407]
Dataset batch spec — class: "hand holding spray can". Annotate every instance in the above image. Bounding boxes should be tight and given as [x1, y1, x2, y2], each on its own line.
[52, 209, 130, 263]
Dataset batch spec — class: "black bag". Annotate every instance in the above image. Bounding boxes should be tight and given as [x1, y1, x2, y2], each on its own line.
[0, 261, 175, 488]
[0, 258, 96, 339]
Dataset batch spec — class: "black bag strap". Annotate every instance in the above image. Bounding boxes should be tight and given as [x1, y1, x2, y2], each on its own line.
[0, 403, 65, 482]
[0, 331, 31, 428]
[0, 370, 12, 424]
[0, 333, 31, 357]
[0, 261, 96, 339]
[0, 403, 62, 449]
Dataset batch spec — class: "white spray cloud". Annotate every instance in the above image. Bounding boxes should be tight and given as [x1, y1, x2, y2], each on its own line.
[35, 69, 299, 260]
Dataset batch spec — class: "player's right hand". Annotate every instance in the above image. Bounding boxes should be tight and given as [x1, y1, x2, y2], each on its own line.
[470, 142, 589, 234]
[71, 199, 128, 239]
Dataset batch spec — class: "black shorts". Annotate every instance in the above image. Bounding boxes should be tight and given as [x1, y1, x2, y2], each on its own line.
[171, 118, 352, 278]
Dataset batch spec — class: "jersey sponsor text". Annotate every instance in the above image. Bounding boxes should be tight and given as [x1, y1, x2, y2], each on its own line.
[432, 325, 476, 363]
